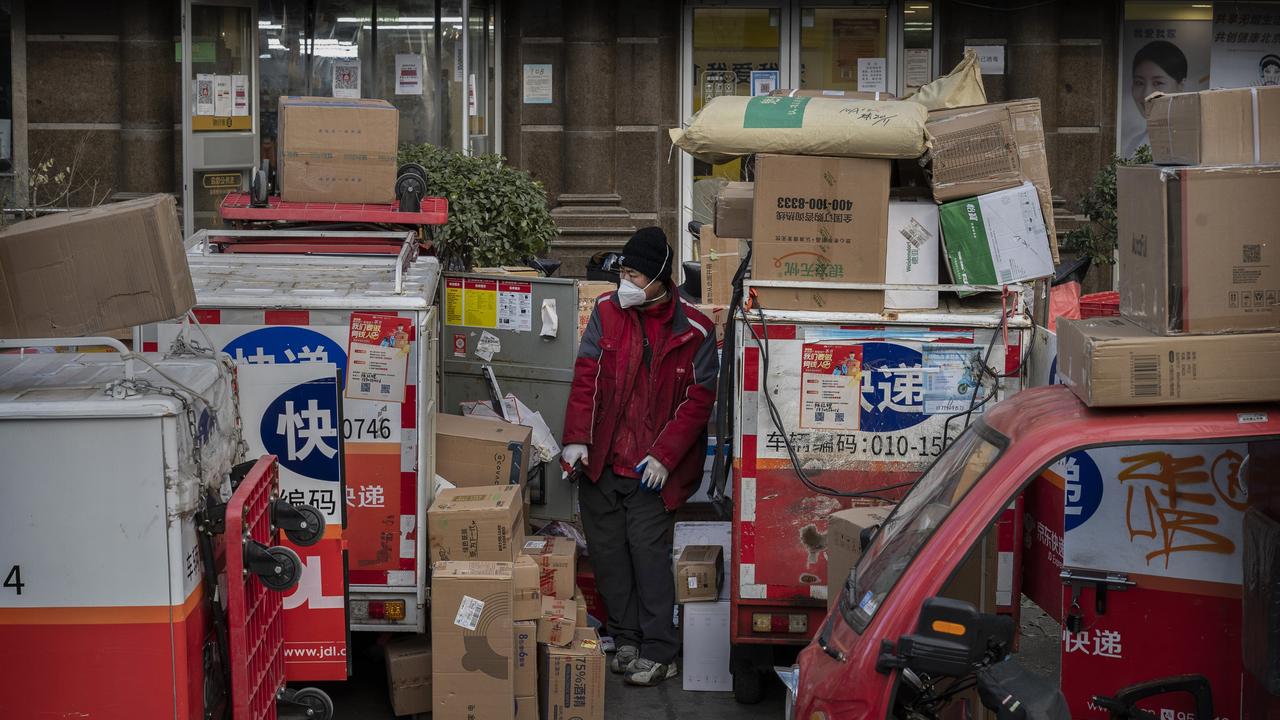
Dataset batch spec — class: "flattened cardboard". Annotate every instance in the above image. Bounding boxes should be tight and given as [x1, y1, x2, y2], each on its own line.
[699, 228, 741, 307]
[277, 96, 399, 204]
[0, 194, 194, 339]
[1146, 86, 1280, 166]
[514, 554, 542, 620]
[385, 634, 432, 716]
[1058, 316, 1280, 407]
[539, 629, 605, 720]
[428, 485, 523, 562]
[751, 154, 891, 313]
[675, 545, 724, 603]
[522, 536, 576, 599]
[436, 412, 533, 487]
[927, 99, 1059, 261]
[713, 182, 755, 239]
[431, 561, 515, 720]
[825, 506, 891, 609]
[1117, 164, 1280, 335]
[514, 620, 538, 698]
[681, 600, 731, 692]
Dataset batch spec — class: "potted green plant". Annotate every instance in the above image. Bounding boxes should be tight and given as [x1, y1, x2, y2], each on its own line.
[398, 143, 557, 271]
[1061, 144, 1153, 268]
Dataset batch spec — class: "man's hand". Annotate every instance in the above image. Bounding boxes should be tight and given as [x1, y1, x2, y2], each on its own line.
[639, 455, 668, 490]
[562, 444, 590, 469]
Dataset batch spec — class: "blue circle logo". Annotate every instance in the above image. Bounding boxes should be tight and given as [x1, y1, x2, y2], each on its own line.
[260, 379, 342, 482]
[1061, 450, 1102, 532]
[859, 342, 928, 432]
[224, 327, 347, 374]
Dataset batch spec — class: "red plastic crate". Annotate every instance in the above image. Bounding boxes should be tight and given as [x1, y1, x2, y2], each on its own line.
[1079, 290, 1120, 318]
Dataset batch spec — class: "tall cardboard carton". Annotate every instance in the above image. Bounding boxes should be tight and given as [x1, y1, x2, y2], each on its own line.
[751, 154, 891, 313]
[539, 629, 605, 720]
[1058, 317, 1280, 407]
[825, 506, 891, 609]
[277, 96, 399, 204]
[0, 194, 194, 338]
[1117, 164, 1280, 335]
[436, 413, 533, 487]
[713, 182, 755, 239]
[1146, 86, 1280, 166]
[431, 561, 515, 720]
[522, 536, 576, 599]
[699, 228, 742, 307]
[428, 485, 523, 562]
[884, 200, 941, 310]
[926, 99, 1059, 261]
[385, 635, 433, 716]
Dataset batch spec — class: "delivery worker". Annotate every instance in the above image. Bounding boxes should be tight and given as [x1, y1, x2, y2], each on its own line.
[561, 227, 719, 686]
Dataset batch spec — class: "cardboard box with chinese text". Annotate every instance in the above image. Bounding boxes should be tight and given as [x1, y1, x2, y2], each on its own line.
[514, 554, 542, 620]
[514, 620, 538, 697]
[523, 536, 577, 599]
[713, 182, 754, 239]
[436, 413, 532, 487]
[539, 628, 605, 720]
[938, 182, 1054, 293]
[428, 485, 523, 562]
[537, 595, 578, 646]
[277, 96, 398, 204]
[430, 561, 515, 720]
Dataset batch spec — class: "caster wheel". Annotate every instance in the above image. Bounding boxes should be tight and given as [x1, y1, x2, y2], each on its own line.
[290, 687, 334, 720]
[258, 546, 302, 592]
[283, 504, 325, 547]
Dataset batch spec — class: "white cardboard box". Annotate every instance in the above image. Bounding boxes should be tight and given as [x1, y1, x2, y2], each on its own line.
[682, 600, 732, 692]
[673, 521, 732, 601]
[884, 200, 940, 310]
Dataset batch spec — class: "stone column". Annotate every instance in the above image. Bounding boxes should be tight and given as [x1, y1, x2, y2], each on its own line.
[119, 0, 174, 194]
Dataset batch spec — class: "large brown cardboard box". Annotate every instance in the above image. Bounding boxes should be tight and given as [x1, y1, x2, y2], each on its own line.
[699, 228, 742, 307]
[1058, 317, 1280, 407]
[537, 596, 578, 646]
[1117, 165, 1280, 335]
[523, 536, 576, 599]
[926, 99, 1059, 261]
[514, 554, 542, 620]
[436, 413, 533, 487]
[675, 545, 724, 603]
[277, 96, 399, 204]
[825, 506, 891, 610]
[713, 182, 755, 239]
[385, 634, 432, 716]
[514, 620, 538, 697]
[428, 485, 523, 562]
[751, 154, 891, 313]
[1146, 86, 1280, 166]
[0, 194, 194, 339]
[431, 561, 515, 720]
[539, 628, 605, 720]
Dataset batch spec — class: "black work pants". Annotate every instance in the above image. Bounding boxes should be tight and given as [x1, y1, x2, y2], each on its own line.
[578, 467, 679, 664]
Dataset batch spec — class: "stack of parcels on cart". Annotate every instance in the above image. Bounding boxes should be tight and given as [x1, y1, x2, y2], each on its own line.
[675, 50, 1056, 317]
[1059, 85, 1280, 408]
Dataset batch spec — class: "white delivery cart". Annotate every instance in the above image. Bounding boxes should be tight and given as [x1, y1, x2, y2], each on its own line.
[138, 234, 440, 656]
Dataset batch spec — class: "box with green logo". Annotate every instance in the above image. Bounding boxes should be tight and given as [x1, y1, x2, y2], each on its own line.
[938, 182, 1053, 295]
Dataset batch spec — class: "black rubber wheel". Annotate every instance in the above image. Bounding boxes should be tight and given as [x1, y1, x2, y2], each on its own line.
[249, 160, 270, 207]
[398, 161, 427, 182]
[290, 687, 334, 720]
[395, 173, 426, 213]
[733, 666, 765, 704]
[258, 546, 302, 592]
[283, 504, 325, 547]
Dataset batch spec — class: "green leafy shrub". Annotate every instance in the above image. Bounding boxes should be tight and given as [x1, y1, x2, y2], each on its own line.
[398, 143, 556, 269]
[1061, 144, 1153, 266]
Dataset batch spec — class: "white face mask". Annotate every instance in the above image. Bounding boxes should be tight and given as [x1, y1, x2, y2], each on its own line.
[617, 278, 650, 308]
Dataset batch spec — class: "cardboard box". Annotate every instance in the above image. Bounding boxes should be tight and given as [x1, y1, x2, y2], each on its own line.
[826, 506, 891, 609]
[431, 561, 514, 720]
[277, 96, 399, 204]
[1057, 316, 1280, 407]
[436, 413, 533, 488]
[1146, 86, 1280, 166]
[522, 536, 577, 599]
[516, 695, 540, 720]
[884, 200, 941, 310]
[537, 596, 578, 646]
[699, 228, 741, 307]
[751, 154, 891, 313]
[514, 620, 538, 698]
[572, 590, 588, 628]
[682, 600, 731, 692]
[713, 182, 755, 239]
[1117, 165, 1280, 334]
[385, 634, 432, 717]
[539, 629, 605, 720]
[675, 545, 724, 603]
[927, 99, 1059, 261]
[576, 281, 615, 338]
[514, 554, 543, 620]
[692, 304, 729, 347]
[0, 194, 194, 339]
[428, 485, 523, 562]
[938, 182, 1054, 292]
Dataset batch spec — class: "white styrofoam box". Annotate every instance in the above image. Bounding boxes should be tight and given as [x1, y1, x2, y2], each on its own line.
[673, 521, 732, 601]
[884, 200, 940, 310]
[682, 600, 731, 692]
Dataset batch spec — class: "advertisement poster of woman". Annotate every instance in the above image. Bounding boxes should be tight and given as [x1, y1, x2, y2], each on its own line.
[1120, 21, 1211, 158]
[1208, 3, 1280, 89]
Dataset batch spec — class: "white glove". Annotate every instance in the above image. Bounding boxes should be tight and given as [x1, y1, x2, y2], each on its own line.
[562, 444, 589, 469]
[639, 455, 669, 490]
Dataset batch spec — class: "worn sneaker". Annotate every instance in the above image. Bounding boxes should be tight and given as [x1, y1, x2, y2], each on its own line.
[623, 657, 678, 686]
[610, 644, 639, 674]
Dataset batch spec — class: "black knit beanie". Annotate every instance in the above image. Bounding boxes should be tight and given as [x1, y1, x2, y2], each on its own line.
[619, 226, 673, 282]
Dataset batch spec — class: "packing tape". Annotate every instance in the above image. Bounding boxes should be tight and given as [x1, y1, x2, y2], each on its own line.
[1253, 87, 1261, 164]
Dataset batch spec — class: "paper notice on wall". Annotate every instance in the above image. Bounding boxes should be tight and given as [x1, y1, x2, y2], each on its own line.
[332, 59, 361, 98]
[964, 45, 1006, 75]
[346, 312, 413, 403]
[922, 346, 984, 414]
[445, 278, 464, 326]
[905, 48, 932, 87]
[468, 73, 478, 116]
[213, 75, 232, 116]
[799, 343, 862, 431]
[475, 331, 501, 362]
[856, 58, 887, 93]
[523, 64, 553, 104]
[195, 73, 215, 116]
[395, 54, 424, 95]
[231, 75, 250, 116]
[497, 281, 533, 332]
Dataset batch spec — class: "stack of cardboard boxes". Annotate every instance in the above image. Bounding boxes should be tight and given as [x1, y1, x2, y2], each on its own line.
[1057, 86, 1280, 407]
